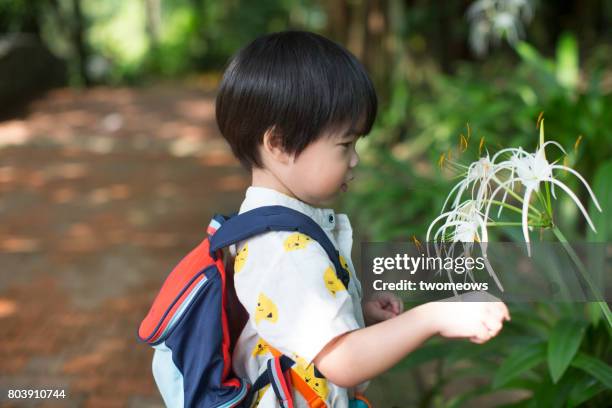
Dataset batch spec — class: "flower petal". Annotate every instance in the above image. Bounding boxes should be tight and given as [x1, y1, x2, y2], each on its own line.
[551, 165, 602, 212]
[427, 210, 458, 242]
[548, 178, 598, 233]
[483, 178, 520, 228]
[483, 254, 505, 292]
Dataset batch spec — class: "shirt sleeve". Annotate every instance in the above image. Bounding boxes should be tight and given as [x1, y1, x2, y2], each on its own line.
[233, 230, 360, 365]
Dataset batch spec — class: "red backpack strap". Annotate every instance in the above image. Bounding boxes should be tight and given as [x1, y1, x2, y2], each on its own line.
[267, 356, 295, 408]
[252, 349, 327, 408]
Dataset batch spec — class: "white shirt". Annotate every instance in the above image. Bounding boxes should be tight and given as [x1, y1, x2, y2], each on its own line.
[231, 186, 369, 407]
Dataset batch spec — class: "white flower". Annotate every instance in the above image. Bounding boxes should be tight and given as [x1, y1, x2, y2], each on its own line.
[466, 0, 534, 56]
[427, 200, 504, 292]
[442, 154, 495, 211]
[483, 136, 602, 256]
[428, 200, 488, 244]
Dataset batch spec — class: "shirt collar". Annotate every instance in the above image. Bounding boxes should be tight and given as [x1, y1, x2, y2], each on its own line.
[239, 186, 338, 231]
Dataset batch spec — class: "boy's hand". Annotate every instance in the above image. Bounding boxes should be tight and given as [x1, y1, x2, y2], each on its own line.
[364, 291, 404, 325]
[430, 292, 511, 344]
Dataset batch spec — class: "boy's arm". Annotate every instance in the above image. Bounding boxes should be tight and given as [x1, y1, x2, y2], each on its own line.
[314, 300, 510, 388]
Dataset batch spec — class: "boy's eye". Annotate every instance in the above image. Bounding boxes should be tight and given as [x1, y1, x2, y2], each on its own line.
[339, 142, 352, 148]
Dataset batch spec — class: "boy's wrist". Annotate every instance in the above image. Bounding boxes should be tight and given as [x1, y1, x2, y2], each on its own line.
[412, 302, 443, 337]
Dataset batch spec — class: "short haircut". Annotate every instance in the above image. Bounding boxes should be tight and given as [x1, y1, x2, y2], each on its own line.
[215, 30, 378, 171]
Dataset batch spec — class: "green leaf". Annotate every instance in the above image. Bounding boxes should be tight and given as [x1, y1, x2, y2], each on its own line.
[547, 318, 588, 383]
[515, 41, 555, 74]
[586, 302, 602, 327]
[571, 352, 612, 389]
[498, 376, 540, 392]
[555, 32, 579, 91]
[494, 399, 535, 408]
[587, 159, 612, 243]
[493, 342, 547, 389]
[391, 340, 460, 372]
[532, 372, 579, 407]
[443, 386, 493, 408]
[568, 376, 608, 407]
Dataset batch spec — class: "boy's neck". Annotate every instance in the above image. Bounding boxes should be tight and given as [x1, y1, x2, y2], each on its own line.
[251, 167, 297, 200]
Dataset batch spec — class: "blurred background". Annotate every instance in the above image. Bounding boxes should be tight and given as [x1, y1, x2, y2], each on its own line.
[0, 0, 610, 407]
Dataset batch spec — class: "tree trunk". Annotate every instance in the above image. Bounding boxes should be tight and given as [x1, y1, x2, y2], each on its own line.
[71, 0, 91, 86]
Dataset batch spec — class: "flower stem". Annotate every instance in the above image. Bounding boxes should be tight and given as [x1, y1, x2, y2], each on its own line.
[487, 222, 523, 226]
[544, 181, 553, 216]
[487, 200, 539, 218]
[552, 227, 612, 328]
[492, 176, 540, 213]
[535, 190, 550, 215]
[487, 221, 544, 227]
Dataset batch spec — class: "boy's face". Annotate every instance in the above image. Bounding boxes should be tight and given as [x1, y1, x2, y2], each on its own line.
[285, 127, 360, 206]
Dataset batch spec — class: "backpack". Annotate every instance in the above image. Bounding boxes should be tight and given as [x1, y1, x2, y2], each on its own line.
[137, 205, 351, 408]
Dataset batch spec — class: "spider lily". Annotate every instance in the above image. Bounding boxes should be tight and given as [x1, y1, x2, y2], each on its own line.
[441, 154, 496, 211]
[482, 126, 602, 256]
[427, 200, 504, 291]
[428, 120, 608, 325]
[428, 200, 488, 244]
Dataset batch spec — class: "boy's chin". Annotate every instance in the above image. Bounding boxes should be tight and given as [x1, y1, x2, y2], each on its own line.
[302, 193, 336, 207]
[318, 191, 344, 206]
[299, 186, 345, 207]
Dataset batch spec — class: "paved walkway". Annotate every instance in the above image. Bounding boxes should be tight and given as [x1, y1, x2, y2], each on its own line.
[0, 82, 430, 408]
[0, 83, 248, 407]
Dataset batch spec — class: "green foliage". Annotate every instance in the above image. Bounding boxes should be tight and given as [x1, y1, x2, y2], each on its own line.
[345, 33, 612, 242]
[344, 33, 611, 407]
[587, 160, 612, 243]
[493, 341, 546, 389]
[4, 0, 325, 83]
[547, 319, 587, 383]
[389, 303, 611, 407]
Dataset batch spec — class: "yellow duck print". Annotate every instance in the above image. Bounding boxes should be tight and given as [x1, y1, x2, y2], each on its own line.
[291, 353, 329, 400]
[283, 232, 312, 251]
[234, 243, 248, 274]
[251, 337, 281, 358]
[251, 383, 270, 407]
[254, 293, 278, 325]
[339, 254, 352, 278]
[323, 266, 346, 297]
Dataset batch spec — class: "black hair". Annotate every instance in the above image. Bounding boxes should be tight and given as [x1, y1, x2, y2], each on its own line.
[215, 30, 377, 171]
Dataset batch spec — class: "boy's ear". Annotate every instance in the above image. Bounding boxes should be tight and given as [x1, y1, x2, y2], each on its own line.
[262, 127, 293, 165]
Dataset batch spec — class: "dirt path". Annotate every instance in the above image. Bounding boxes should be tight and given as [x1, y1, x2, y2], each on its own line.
[0, 83, 249, 407]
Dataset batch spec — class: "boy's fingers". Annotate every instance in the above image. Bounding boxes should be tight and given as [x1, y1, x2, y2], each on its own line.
[495, 302, 511, 321]
[504, 305, 511, 321]
[377, 309, 396, 321]
[397, 299, 404, 314]
[368, 306, 396, 322]
[476, 322, 491, 341]
[470, 335, 487, 344]
[483, 318, 502, 334]
[487, 305, 505, 323]
[489, 302, 510, 322]
[391, 300, 400, 314]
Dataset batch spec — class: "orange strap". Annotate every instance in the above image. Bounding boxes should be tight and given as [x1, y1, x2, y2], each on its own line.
[289, 370, 327, 408]
[262, 341, 329, 408]
[354, 392, 373, 408]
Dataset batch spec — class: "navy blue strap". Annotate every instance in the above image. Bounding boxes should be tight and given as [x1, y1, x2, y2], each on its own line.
[208, 205, 350, 288]
[252, 355, 295, 393]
